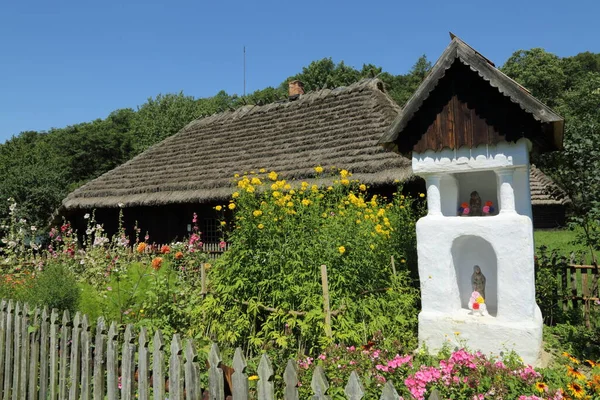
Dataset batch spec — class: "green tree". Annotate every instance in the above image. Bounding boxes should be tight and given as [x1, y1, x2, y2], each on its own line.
[501, 48, 566, 107]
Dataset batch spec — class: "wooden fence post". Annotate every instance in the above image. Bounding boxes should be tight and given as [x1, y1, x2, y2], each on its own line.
[169, 334, 184, 400]
[380, 381, 401, 400]
[208, 343, 224, 400]
[321, 265, 332, 338]
[39, 307, 50, 400]
[93, 318, 106, 400]
[121, 324, 136, 400]
[283, 359, 298, 400]
[152, 330, 165, 400]
[69, 312, 82, 400]
[12, 302, 23, 400]
[184, 340, 201, 400]
[344, 371, 364, 400]
[231, 348, 248, 400]
[59, 310, 71, 400]
[48, 309, 58, 400]
[106, 322, 118, 400]
[0, 300, 6, 397]
[257, 354, 274, 400]
[80, 315, 92, 400]
[138, 328, 150, 400]
[2, 300, 14, 400]
[28, 307, 41, 400]
[311, 366, 329, 400]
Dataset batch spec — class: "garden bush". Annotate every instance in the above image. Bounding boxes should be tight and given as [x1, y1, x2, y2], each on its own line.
[194, 168, 423, 356]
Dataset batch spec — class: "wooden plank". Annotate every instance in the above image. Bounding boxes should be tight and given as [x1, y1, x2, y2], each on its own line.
[0, 300, 6, 399]
[80, 315, 92, 400]
[121, 324, 135, 400]
[138, 328, 150, 400]
[207, 343, 224, 400]
[12, 302, 23, 400]
[571, 267, 578, 310]
[184, 340, 201, 400]
[169, 334, 183, 400]
[20, 303, 30, 400]
[257, 354, 274, 400]
[561, 267, 568, 312]
[344, 371, 364, 400]
[48, 309, 59, 400]
[152, 330, 165, 400]
[380, 381, 400, 400]
[38, 307, 50, 400]
[28, 307, 41, 400]
[321, 265, 332, 338]
[92, 318, 106, 400]
[231, 348, 248, 400]
[68, 312, 81, 400]
[106, 322, 118, 400]
[3, 300, 14, 400]
[310, 366, 329, 400]
[283, 359, 298, 400]
[58, 311, 71, 400]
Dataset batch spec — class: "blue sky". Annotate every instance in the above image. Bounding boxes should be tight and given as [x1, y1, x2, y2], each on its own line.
[1, 0, 599, 143]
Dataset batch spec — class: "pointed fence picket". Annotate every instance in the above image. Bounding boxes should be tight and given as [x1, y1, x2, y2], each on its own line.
[0, 299, 443, 400]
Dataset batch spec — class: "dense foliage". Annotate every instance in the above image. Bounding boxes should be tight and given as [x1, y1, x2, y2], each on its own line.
[191, 169, 422, 355]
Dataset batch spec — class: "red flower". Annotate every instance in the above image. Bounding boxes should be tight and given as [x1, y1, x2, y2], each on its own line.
[175, 251, 184, 260]
[473, 303, 480, 310]
[151, 257, 163, 271]
[160, 245, 171, 254]
[485, 201, 493, 207]
[461, 202, 469, 208]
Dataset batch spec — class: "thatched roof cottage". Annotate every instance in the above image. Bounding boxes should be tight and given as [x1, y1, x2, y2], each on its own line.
[60, 79, 568, 243]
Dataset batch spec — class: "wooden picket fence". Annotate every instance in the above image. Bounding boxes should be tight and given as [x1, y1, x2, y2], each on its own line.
[0, 299, 440, 400]
[536, 250, 599, 327]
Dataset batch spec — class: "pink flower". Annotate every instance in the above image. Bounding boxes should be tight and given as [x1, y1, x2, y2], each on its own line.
[219, 241, 227, 249]
[463, 207, 470, 215]
[483, 205, 490, 214]
[318, 354, 326, 361]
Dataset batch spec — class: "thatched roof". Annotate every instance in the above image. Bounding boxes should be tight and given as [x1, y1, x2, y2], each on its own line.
[530, 166, 571, 206]
[61, 79, 409, 211]
[60, 78, 568, 212]
[378, 35, 565, 154]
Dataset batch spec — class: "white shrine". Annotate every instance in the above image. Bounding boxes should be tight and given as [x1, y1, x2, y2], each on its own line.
[379, 35, 564, 365]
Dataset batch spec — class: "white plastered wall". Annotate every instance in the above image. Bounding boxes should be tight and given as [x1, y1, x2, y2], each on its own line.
[412, 139, 542, 365]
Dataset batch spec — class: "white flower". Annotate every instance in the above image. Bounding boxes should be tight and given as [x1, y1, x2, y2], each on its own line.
[86, 228, 93, 235]
[19, 218, 27, 224]
[84, 213, 90, 219]
[30, 226, 37, 232]
[7, 241, 16, 248]
[118, 203, 125, 208]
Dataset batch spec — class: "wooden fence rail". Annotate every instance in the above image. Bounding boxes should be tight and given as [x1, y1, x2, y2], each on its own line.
[0, 299, 440, 400]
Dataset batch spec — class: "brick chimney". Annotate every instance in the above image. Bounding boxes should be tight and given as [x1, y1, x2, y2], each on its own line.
[288, 80, 304, 100]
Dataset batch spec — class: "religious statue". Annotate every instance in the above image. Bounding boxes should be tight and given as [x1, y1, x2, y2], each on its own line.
[469, 191, 483, 216]
[471, 265, 486, 300]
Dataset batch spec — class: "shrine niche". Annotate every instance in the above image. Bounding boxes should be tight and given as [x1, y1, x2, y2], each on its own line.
[378, 34, 564, 365]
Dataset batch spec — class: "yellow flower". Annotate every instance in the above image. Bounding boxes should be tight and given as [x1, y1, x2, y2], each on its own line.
[220, 221, 226, 226]
[369, 244, 375, 250]
[228, 203, 236, 210]
[359, 184, 366, 191]
[338, 246, 346, 254]
[286, 201, 294, 208]
[248, 375, 259, 381]
[253, 210, 263, 217]
[311, 185, 318, 193]
[268, 171, 278, 181]
[340, 169, 349, 178]
[301, 199, 311, 206]
[232, 192, 240, 198]
[257, 224, 264, 229]
[246, 186, 255, 193]
[136, 242, 147, 254]
[419, 193, 425, 198]
[289, 189, 296, 195]
[327, 186, 333, 191]
[568, 382, 584, 398]
[314, 166, 324, 174]
[284, 184, 291, 191]
[251, 177, 262, 185]
[340, 179, 350, 186]
[400, 259, 406, 264]
[535, 382, 548, 393]
[301, 182, 309, 189]
[476, 296, 484, 304]
[234, 173, 240, 178]
[259, 168, 266, 173]
[215, 205, 222, 211]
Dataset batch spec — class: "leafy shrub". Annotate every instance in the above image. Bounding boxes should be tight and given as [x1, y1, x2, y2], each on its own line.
[195, 168, 422, 355]
[23, 261, 80, 313]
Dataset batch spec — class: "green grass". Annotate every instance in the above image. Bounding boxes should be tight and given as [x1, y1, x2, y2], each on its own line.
[534, 228, 593, 263]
